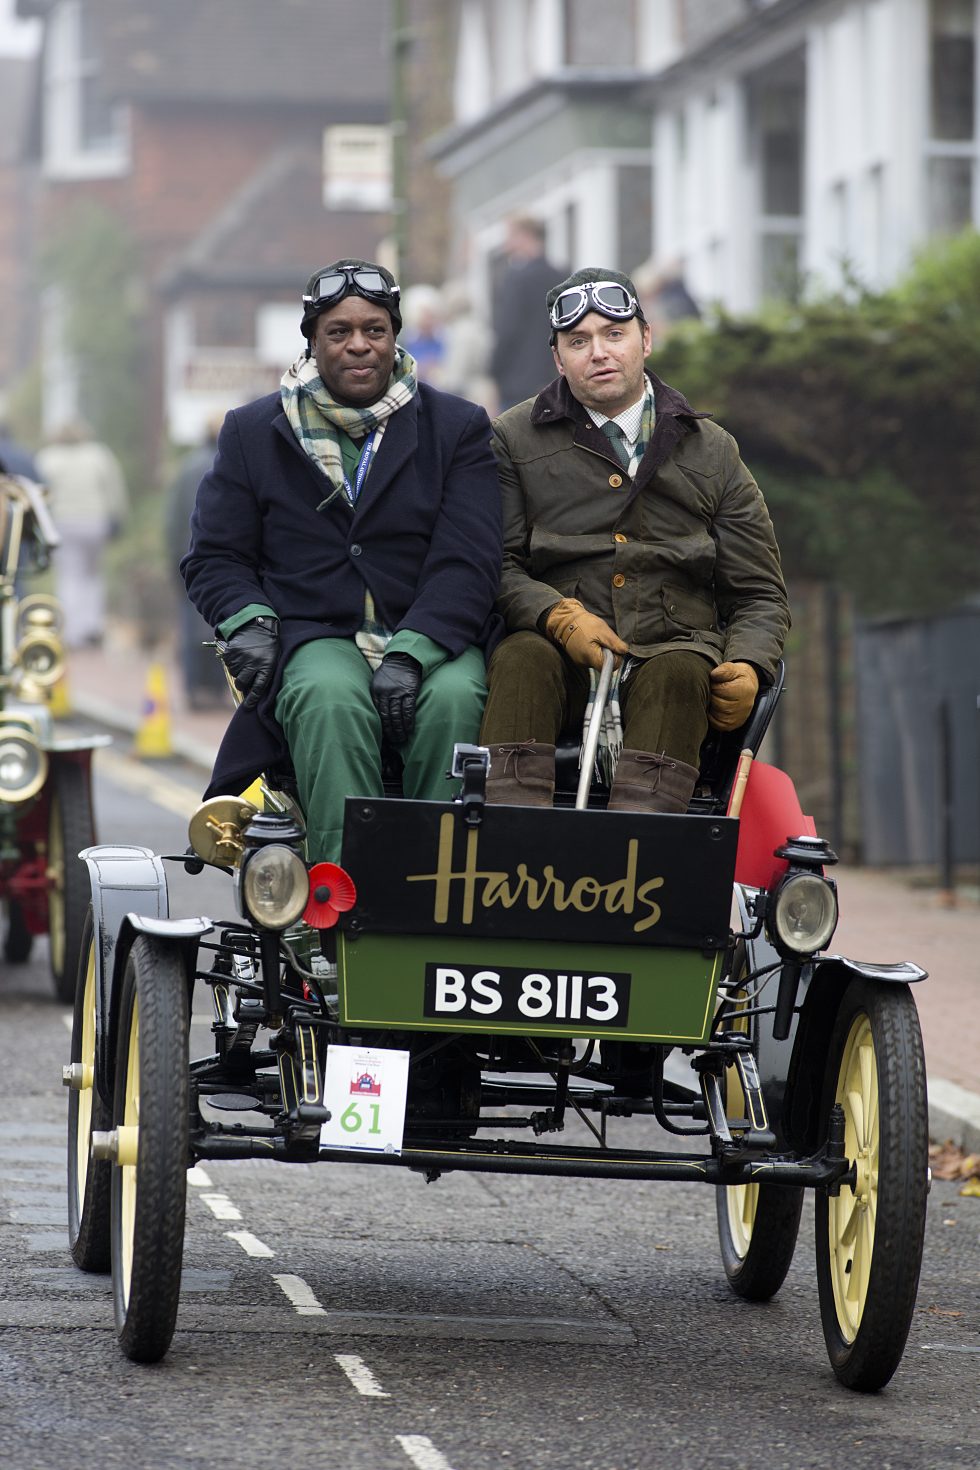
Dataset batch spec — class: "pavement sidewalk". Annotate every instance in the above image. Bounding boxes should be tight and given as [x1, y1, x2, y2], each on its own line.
[61, 624, 980, 1151]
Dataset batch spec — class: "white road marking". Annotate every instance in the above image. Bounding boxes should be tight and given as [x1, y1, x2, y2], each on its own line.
[272, 1273, 326, 1315]
[225, 1230, 274, 1259]
[186, 1166, 213, 1188]
[61, 1015, 73, 1032]
[200, 1193, 242, 1221]
[397, 1436, 457, 1470]
[333, 1353, 390, 1398]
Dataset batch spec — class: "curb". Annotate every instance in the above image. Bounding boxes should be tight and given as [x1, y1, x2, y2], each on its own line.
[928, 1079, 980, 1155]
[69, 683, 980, 1152]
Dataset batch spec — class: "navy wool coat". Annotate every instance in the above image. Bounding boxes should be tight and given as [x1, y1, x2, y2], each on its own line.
[181, 384, 504, 795]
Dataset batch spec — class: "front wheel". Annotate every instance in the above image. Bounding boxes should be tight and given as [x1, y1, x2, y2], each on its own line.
[48, 760, 94, 1004]
[815, 977, 928, 1391]
[110, 935, 189, 1362]
[67, 908, 111, 1271]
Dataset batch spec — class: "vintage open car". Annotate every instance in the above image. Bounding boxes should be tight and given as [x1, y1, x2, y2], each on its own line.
[65, 650, 929, 1390]
[0, 470, 106, 1001]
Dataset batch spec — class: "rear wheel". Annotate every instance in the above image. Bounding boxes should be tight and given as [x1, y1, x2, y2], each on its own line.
[110, 935, 189, 1362]
[67, 908, 111, 1271]
[717, 1176, 804, 1301]
[715, 974, 803, 1300]
[48, 761, 94, 1004]
[815, 977, 928, 1391]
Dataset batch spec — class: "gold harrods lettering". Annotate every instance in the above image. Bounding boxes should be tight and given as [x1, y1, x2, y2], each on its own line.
[406, 813, 664, 934]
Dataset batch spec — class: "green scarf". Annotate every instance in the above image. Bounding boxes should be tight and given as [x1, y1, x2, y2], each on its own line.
[627, 380, 656, 479]
[280, 348, 418, 502]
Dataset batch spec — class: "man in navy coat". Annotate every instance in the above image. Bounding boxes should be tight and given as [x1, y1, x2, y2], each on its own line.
[181, 259, 503, 863]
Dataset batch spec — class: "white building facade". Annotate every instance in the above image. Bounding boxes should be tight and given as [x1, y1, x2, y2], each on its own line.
[436, 0, 979, 312]
[653, 0, 978, 309]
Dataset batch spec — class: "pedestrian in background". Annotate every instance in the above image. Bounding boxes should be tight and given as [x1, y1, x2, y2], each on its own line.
[633, 257, 702, 345]
[489, 215, 566, 411]
[400, 284, 446, 386]
[0, 420, 39, 481]
[165, 418, 228, 708]
[439, 279, 496, 414]
[36, 421, 128, 649]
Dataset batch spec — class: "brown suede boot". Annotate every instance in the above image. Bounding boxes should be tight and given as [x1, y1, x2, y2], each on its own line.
[607, 749, 699, 814]
[485, 741, 556, 807]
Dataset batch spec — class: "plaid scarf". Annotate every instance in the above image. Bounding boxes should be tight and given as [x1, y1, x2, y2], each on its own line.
[582, 664, 626, 788]
[625, 388, 656, 479]
[280, 348, 418, 504]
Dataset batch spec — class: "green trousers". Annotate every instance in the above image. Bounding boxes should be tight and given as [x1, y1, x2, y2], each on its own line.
[276, 639, 487, 863]
[480, 630, 710, 767]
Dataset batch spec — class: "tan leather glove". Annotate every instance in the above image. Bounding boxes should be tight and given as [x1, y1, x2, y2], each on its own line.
[708, 661, 760, 732]
[545, 598, 630, 671]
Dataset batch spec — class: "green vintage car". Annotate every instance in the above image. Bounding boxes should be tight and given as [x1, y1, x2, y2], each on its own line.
[66, 655, 929, 1389]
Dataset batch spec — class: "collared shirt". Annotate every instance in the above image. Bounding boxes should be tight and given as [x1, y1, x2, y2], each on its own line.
[585, 379, 655, 479]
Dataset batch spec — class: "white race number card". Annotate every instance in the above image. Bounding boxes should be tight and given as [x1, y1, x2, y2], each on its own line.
[320, 1044, 410, 1154]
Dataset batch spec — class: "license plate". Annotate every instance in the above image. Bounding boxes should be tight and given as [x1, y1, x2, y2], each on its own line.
[423, 962, 631, 1028]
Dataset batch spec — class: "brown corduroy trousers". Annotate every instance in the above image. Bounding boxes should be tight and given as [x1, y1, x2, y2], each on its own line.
[479, 630, 711, 768]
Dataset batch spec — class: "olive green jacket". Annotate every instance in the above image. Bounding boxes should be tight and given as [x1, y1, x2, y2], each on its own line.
[492, 372, 790, 681]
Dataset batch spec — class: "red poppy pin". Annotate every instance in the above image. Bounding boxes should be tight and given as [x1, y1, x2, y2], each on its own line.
[302, 862, 357, 929]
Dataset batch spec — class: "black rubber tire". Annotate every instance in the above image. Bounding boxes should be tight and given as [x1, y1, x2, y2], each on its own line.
[67, 908, 111, 1271]
[815, 977, 928, 1392]
[715, 957, 803, 1301]
[110, 935, 189, 1363]
[48, 761, 95, 1004]
[3, 899, 33, 964]
[716, 1180, 804, 1301]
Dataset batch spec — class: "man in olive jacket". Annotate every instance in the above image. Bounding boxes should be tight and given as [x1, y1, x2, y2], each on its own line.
[480, 266, 789, 813]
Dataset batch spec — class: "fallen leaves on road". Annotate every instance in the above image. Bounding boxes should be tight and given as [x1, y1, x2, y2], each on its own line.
[929, 1140, 980, 1197]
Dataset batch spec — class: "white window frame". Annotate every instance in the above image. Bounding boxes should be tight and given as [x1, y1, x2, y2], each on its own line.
[42, 0, 129, 181]
[923, 0, 979, 229]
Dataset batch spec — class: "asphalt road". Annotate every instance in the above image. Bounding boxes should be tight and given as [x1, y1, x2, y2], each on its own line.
[1, 749, 978, 1470]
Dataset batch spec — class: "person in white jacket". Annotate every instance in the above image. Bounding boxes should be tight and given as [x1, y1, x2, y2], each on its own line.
[36, 420, 128, 649]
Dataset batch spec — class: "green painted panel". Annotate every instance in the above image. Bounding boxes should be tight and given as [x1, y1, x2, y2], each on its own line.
[338, 932, 721, 1044]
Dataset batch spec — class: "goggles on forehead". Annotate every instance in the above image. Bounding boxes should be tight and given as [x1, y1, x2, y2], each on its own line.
[304, 266, 400, 313]
[549, 280, 639, 331]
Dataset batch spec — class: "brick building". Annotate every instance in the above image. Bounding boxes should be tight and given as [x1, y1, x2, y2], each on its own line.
[14, 0, 454, 465]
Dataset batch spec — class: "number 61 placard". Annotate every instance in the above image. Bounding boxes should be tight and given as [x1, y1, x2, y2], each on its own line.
[320, 1044, 410, 1154]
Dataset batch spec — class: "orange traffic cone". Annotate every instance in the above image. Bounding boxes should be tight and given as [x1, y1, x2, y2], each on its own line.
[134, 661, 173, 759]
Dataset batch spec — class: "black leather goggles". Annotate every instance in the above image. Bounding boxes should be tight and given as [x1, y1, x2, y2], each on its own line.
[549, 280, 638, 331]
[304, 267, 401, 313]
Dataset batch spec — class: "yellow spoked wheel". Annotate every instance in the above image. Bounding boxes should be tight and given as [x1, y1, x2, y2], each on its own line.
[815, 978, 928, 1391]
[110, 935, 189, 1363]
[715, 975, 803, 1300]
[827, 1013, 877, 1339]
[67, 908, 111, 1271]
[47, 761, 93, 1004]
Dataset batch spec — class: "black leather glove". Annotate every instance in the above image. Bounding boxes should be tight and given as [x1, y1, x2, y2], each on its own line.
[370, 652, 422, 745]
[222, 617, 279, 710]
